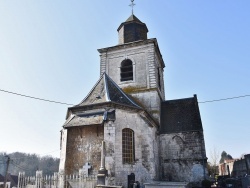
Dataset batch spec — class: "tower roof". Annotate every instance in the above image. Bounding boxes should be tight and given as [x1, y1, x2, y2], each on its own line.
[125, 14, 143, 24]
[117, 14, 148, 44]
[117, 14, 148, 32]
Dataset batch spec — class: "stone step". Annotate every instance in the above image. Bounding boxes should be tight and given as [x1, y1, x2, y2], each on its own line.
[144, 181, 189, 188]
[96, 185, 122, 188]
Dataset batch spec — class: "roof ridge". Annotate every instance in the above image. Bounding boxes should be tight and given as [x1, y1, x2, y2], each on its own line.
[125, 14, 142, 23]
[103, 73, 142, 109]
[103, 73, 111, 102]
[72, 72, 142, 109]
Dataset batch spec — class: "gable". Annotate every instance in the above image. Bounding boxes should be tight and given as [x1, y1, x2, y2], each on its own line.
[76, 75, 107, 106]
[75, 73, 141, 109]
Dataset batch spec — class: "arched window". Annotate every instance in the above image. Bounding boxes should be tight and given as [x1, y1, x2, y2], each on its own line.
[120, 59, 133, 81]
[122, 128, 135, 164]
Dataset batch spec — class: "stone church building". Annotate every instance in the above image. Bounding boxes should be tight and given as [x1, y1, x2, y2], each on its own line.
[59, 14, 207, 187]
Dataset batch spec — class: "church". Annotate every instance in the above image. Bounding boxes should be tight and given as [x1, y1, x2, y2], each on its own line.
[59, 11, 207, 187]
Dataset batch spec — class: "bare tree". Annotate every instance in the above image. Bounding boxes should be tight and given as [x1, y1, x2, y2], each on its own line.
[240, 153, 246, 159]
[209, 147, 220, 176]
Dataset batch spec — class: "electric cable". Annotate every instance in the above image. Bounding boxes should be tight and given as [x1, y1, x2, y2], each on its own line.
[0, 89, 74, 106]
[199, 94, 250, 103]
[11, 161, 35, 172]
[1, 88, 250, 105]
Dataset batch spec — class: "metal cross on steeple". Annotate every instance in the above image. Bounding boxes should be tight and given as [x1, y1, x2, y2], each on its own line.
[129, 0, 135, 15]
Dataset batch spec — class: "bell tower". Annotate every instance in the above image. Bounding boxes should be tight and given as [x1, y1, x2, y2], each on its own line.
[98, 14, 165, 122]
[117, 14, 148, 44]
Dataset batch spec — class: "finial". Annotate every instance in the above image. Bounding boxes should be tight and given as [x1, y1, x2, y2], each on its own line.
[129, 0, 135, 15]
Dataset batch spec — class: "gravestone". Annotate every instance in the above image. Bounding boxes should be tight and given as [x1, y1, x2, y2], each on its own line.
[128, 173, 135, 188]
[81, 162, 91, 177]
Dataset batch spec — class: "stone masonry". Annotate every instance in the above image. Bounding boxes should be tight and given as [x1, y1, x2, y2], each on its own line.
[160, 131, 206, 182]
[98, 39, 165, 122]
[59, 13, 207, 188]
[103, 108, 159, 186]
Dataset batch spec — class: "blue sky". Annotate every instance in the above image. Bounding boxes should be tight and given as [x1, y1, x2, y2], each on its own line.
[0, 1, 249, 160]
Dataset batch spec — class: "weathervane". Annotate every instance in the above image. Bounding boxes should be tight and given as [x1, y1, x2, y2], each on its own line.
[129, 0, 135, 15]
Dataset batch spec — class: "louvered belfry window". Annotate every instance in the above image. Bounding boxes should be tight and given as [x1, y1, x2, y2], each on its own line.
[120, 59, 133, 81]
[122, 128, 134, 164]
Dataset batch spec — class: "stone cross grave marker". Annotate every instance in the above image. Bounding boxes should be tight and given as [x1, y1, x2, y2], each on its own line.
[82, 162, 91, 176]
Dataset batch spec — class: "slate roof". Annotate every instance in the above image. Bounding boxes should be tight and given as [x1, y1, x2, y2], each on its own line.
[125, 14, 143, 23]
[76, 73, 141, 109]
[117, 14, 148, 32]
[160, 95, 203, 134]
[64, 73, 142, 127]
[63, 109, 116, 128]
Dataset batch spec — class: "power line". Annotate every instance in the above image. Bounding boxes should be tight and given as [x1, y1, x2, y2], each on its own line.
[1, 156, 58, 172]
[199, 94, 250, 104]
[0, 89, 74, 106]
[11, 161, 33, 172]
[0, 88, 250, 105]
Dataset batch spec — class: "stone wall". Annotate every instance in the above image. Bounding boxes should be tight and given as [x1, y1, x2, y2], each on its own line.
[104, 108, 159, 187]
[99, 41, 164, 94]
[64, 125, 104, 175]
[245, 154, 250, 174]
[154, 54, 165, 101]
[232, 158, 248, 177]
[59, 106, 159, 187]
[130, 90, 162, 122]
[118, 25, 124, 45]
[159, 131, 207, 182]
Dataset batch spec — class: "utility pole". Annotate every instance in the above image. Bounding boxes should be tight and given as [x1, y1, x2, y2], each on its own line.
[3, 156, 10, 188]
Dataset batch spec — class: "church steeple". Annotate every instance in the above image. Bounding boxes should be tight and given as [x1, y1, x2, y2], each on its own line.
[117, 14, 148, 44]
[98, 11, 165, 122]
